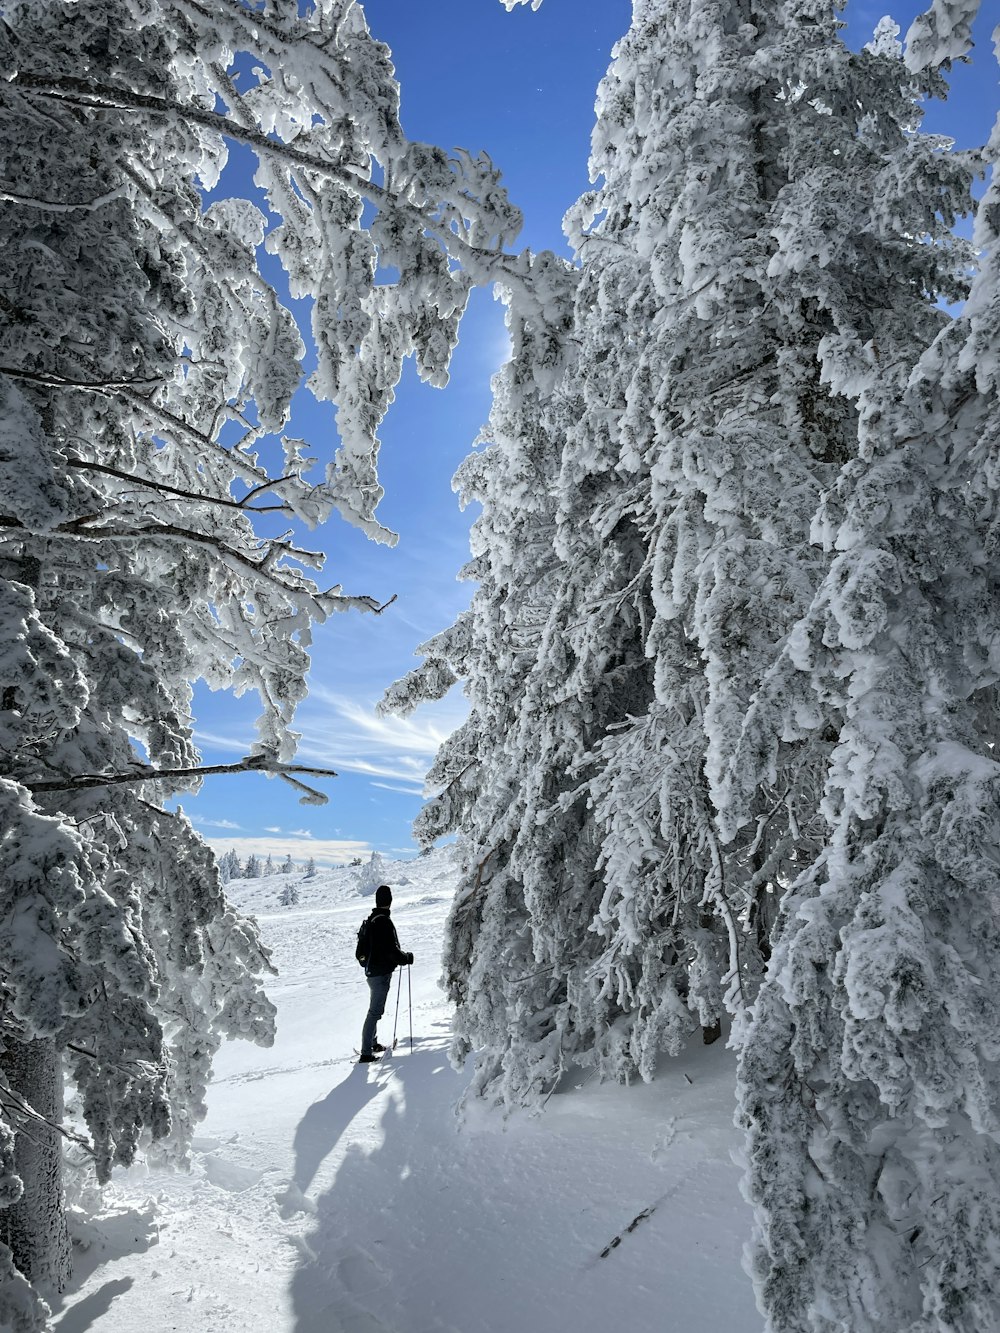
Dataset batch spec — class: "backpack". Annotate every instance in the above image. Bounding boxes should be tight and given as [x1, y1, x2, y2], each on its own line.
[356, 914, 373, 968]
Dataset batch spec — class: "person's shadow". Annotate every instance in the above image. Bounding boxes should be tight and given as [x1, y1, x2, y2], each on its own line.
[52, 1278, 134, 1332]
[286, 1064, 388, 1209]
[289, 1039, 449, 1333]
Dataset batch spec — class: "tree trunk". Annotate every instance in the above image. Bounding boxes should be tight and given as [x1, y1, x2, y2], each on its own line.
[0, 1037, 71, 1291]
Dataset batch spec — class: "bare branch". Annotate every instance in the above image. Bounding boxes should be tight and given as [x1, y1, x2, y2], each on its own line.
[0, 184, 126, 213]
[23, 756, 339, 794]
[65, 457, 296, 515]
[0, 1086, 95, 1155]
[0, 514, 334, 602]
[118, 386, 271, 487]
[0, 364, 160, 391]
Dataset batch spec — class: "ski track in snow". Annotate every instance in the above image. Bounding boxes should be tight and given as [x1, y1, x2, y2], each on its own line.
[51, 851, 762, 1333]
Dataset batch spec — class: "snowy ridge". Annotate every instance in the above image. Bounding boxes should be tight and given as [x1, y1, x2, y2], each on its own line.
[53, 849, 758, 1332]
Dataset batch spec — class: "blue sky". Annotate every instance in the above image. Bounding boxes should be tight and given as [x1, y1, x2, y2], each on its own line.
[187, 0, 998, 868]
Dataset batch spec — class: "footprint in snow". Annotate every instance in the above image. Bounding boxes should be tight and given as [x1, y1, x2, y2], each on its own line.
[201, 1156, 265, 1193]
[337, 1247, 388, 1295]
[275, 1181, 318, 1219]
[191, 1135, 222, 1153]
[650, 1116, 679, 1165]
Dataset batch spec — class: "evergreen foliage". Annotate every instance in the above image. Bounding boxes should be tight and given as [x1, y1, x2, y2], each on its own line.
[6, 0, 997, 1326]
[217, 848, 242, 883]
[389, 0, 973, 1103]
[0, 0, 523, 1317]
[737, 6, 1000, 1327]
[389, 0, 999, 1324]
[355, 850, 389, 895]
[381, 247, 579, 1101]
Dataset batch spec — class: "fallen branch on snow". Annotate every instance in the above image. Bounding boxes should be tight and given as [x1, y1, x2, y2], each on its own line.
[599, 1203, 658, 1258]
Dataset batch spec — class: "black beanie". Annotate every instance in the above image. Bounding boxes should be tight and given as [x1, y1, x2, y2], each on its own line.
[375, 884, 392, 908]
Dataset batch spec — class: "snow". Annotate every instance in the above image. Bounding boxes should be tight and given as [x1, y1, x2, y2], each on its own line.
[52, 849, 760, 1332]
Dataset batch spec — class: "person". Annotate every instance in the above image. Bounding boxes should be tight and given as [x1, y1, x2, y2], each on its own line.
[358, 884, 413, 1063]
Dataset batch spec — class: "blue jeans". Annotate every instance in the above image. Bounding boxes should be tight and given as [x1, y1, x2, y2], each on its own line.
[361, 972, 392, 1057]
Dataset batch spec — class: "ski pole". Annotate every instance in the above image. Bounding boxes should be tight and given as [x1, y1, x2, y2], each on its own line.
[392, 967, 403, 1049]
[407, 963, 413, 1053]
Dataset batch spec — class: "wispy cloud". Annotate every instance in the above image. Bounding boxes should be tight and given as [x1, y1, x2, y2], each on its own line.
[191, 815, 244, 830]
[191, 728, 252, 756]
[293, 687, 468, 785]
[303, 751, 428, 782]
[190, 682, 468, 789]
[306, 687, 460, 753]
[371, 781, 425, 796]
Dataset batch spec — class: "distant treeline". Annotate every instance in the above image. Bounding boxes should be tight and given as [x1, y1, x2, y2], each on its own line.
[217, 849, 364, 881]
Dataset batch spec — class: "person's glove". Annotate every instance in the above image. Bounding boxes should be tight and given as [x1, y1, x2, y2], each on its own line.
[404, 952, 414, 965]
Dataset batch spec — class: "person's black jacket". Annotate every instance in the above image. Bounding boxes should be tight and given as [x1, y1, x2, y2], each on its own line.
[365, 907, 412, 976]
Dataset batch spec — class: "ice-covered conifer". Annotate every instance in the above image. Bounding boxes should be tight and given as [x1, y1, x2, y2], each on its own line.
[738, 18, 1000, 1328]
[586, 0, 971, 1069]
[218, 849, 241, 884]
[393, 0, 972, 1109]
[355, 850, 389, 896]
[381, 248, 579, 1103]
[1, 0, 525, 1313]
[905, 0, 983, 70]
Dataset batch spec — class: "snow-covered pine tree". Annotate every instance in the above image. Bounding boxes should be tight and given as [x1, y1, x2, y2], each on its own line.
[355, 850, 389, 895]
[243, 854, 263, 880]
[1, 0, 524, 1317]
[264, 854, 276, 877]
[217, 849, 242, 883]
[737, 7, 1000, 1328]
[379, 249, 579, 1103]
[389, 0, 973, 1109]
[281, 854, 295, 874]
[575, 0, 971, 1086]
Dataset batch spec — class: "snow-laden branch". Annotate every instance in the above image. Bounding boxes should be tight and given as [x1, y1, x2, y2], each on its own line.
[0, 185, 126, 213]
[0, 365, 161, 392]
[904, 0, 981, 69]
[22, 755, 338, 801]
[0, 3, 535, 1301]
[11, 74, 552, 317]
[0, 1083, 95, 1156]
[14, 75, 492, 248]
[0, 366, 275, 491]
[63, 459, 297, 515]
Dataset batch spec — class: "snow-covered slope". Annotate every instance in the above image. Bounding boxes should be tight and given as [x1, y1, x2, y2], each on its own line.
[52, 849, 761, 1332]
